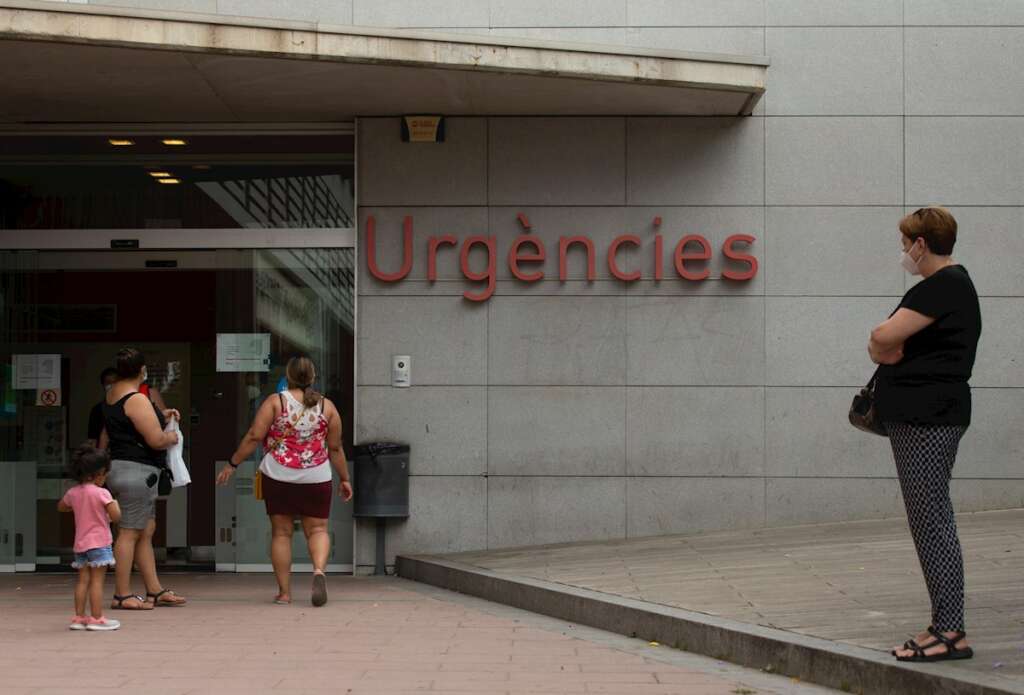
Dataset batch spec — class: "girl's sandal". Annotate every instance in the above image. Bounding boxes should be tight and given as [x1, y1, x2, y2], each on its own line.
[111, 594, 154, 611]
[274, 594, 292, 605]
[146, 589, 187, 607]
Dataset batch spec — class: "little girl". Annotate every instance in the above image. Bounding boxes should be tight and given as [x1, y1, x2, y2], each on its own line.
[58, 443, 122, 631]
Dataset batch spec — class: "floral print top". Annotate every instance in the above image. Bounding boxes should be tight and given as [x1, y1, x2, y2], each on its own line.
[264, 391, 329, 470]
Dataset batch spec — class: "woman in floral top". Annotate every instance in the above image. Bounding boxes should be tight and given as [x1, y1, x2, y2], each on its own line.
[218, 357, 353, 607]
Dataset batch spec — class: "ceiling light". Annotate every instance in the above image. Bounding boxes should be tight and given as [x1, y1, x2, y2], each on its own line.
[157, 178, 181, 185]
[148, 171, 172, 178]
[108, 138, 135, 146]
[161, 138, 188, 146]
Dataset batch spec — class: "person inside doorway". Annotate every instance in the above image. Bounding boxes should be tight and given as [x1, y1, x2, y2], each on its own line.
[98, 347, 187, 609]
[86, 367, 118, 444]
[217, 356, 353, 607]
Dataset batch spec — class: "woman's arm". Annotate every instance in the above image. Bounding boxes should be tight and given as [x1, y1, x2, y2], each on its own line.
[149, 386, 168, 412]
[124, 394, 178, 450]
[868, 308, 935, 365]
[324, 401, 353, 501]
[216, 396, 277, 485]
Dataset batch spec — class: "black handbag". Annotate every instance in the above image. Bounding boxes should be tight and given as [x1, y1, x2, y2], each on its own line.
[157, 467, 173, 496]
[849, 371, 888, 437]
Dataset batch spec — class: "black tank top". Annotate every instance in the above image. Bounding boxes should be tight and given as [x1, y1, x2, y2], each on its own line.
[102, 392, 167, 468]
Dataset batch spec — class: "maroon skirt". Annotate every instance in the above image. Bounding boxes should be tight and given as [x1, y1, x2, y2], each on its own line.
[262, 474, 332, 519]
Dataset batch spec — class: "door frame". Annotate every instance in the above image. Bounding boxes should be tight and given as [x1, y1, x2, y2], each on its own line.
[1, 120, 361, 571]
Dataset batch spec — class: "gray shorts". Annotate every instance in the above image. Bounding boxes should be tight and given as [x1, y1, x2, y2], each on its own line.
[106, 460, 159, 529]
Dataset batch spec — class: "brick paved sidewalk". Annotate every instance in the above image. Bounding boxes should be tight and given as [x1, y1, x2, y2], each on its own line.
[448, 509, 1024, 688]
[0, 573, 836, 695]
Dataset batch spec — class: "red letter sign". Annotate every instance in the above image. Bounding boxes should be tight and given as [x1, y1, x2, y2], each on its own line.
[365, 215, 413, 282]
[607, 235, 641, 281]
[674, 235, 711, 281]
[509, 236, 546, 282]
[461, 236, 497, 302]
[722, 234, 758, 281]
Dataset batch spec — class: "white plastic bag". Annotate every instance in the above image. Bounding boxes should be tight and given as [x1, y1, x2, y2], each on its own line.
[165, 419, 191, 488]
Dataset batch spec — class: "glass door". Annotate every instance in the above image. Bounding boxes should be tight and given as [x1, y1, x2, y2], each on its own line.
[221, 247, 355, 571]
[0, 246, 355, 573]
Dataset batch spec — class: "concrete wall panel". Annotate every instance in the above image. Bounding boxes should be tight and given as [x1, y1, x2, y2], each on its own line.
[626, 0, 765, 27]
[354, 0, 488, 27]
[766, 0, 902, 26]
[627, 477, 765, 537]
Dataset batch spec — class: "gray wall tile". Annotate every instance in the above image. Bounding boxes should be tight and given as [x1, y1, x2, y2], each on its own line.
[627, 387, 764, 476]
[627, 296, 765, 385]
[488, 117, 626, 206]
[951, 479, 1024, 513]
[626, 0, 765, 26]
[906, 29, 1024, 116]
[765, 207, 905, 296]
[627, 117, 764, 206]
[135, 0, 217, 12]
[357, 476, 486, 563]
[765, 28, 902, 115]
[766, 387, 894, 477]
[359, 117, 487, 206]
[766, 478, 904, 526]
[627, 478, 764, 537]
[766, 117, 903, 205]
[488, 387, 626, 476]
[356, 387, 486, 475]
[624, 206, 765, 286]
[490, 0, 626, 27]
[766, 297, 895, 386]
[488, 477, 626, 547]
[956, 389, 1024, 479]
[623, 27, 765, 56]
[218, 0, 352, 24]
[766, 0, 902, 26]
[488, 27, 629, 44]
[907, 118, 1024, 206]
[905, 0, 1024, 25]
[972, 298, 1024, 388]
[489, 297, 627, 385]
[358, 207, 489, 283]
[354, 0, 488, 27]
[945, 207, 1024, 297]
[357, 296, 487, 385]
[488, 206, 628, 281]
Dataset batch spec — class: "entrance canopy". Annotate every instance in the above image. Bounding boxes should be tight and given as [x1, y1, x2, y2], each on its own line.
[0, 1, 767, 123]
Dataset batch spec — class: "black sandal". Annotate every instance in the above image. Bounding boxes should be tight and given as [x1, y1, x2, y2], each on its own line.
[896, 627, 973, 662]
[111, 594, 153, 610]
[146, 589, 187, 607]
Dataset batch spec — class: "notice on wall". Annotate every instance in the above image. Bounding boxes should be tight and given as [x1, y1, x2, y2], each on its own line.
[13, 354, 61, 390]
[216, 334, 270, 373]
[36, 388, 62, 407]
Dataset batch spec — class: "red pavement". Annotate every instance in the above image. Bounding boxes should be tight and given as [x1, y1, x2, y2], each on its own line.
[0, 573, 830, 695]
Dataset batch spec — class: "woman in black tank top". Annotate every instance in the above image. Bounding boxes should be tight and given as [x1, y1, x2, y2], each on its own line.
[97, 348, 186, 609]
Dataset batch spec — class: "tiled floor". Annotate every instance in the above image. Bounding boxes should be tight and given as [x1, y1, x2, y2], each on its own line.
[451, 509, 1024, 686]
[0, 572, 836, 694]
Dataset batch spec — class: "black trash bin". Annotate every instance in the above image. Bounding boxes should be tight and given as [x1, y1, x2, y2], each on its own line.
[353, 442, 410, 575]
[353, 442, 410, 518]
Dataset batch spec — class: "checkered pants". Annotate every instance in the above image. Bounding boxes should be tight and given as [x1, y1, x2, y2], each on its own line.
[886, 423, 967, 632]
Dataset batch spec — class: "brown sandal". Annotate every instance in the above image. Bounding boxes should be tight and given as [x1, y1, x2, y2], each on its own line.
[146, 589, 187, 607]
[111, 594, 153, 610]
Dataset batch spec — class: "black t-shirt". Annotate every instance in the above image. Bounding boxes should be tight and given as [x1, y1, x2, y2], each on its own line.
[101, 392, 167, 468]
[876, 265, 981, 426]
[87, 401, 105, 441]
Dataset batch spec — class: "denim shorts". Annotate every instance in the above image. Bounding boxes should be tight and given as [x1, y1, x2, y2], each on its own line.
[71, 545, 116, 569]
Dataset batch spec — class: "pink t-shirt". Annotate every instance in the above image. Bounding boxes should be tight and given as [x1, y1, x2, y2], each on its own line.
[62, 484, 114, 553]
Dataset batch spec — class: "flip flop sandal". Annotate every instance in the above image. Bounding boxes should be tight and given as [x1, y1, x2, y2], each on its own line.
[111, 594, 154, 610]
[896, 628, 973, 662]
[274, 595, 292, 605]
[147, 589, 187, 607]
[311, 573, 327, 607]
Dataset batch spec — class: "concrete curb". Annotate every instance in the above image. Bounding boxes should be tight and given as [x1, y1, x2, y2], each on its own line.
[396, 554, 1023, 695]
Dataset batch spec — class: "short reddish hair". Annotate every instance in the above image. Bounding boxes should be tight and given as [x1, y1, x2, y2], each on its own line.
[899, 206, 957, 256]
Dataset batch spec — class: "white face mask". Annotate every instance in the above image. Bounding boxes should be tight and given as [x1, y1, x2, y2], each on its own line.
[140, 367, 148, 383]
[900, 242, 923, 276]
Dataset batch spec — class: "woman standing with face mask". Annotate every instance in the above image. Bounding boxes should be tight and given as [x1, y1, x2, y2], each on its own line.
[867, 207, 982, 663]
